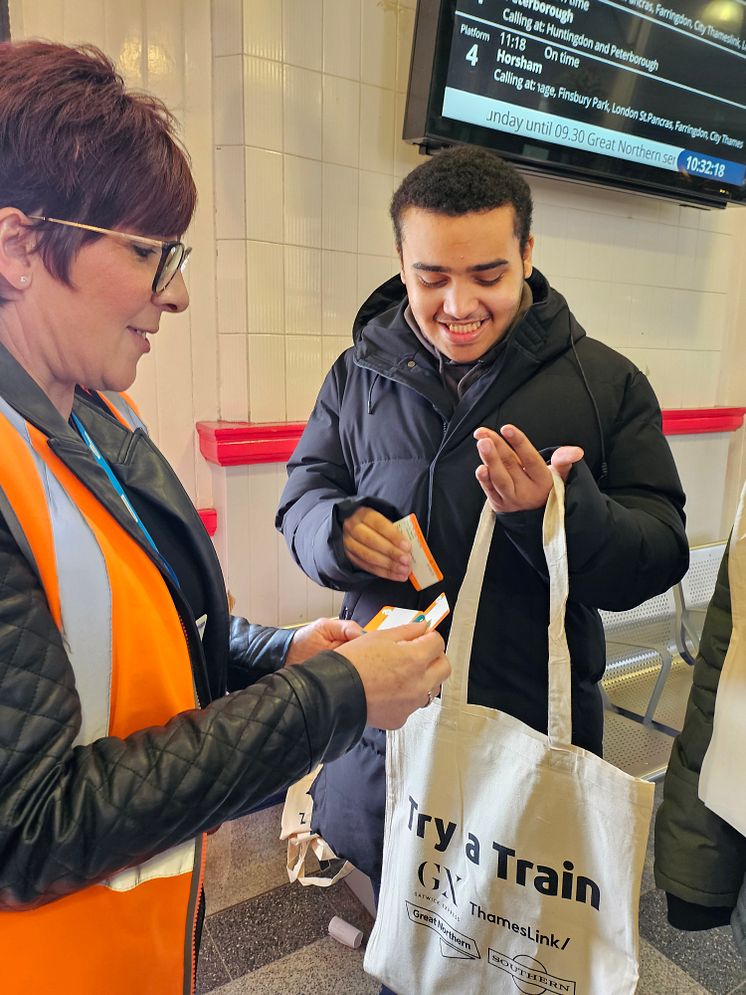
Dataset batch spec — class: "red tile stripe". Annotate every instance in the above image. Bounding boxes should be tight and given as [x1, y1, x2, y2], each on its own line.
[198, 508, 217, 536]
[661, 407, 746, 436]
[196, 421, 307, 467]
[197, 408, 746, 468]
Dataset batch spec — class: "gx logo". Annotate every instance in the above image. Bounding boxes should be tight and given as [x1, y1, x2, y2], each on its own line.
[417, 861, 463, 906]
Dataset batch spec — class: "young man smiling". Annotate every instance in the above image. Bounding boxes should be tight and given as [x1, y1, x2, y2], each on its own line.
[276, 147, 688, 922]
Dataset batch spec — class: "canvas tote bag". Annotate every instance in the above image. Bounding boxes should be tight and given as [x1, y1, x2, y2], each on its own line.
[280, 766, 352, 887]
[365, 473, 655, 994]
[699, 480, 746, 836]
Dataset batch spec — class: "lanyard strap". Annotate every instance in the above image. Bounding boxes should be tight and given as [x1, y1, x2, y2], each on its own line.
[70, 412, 181, 589]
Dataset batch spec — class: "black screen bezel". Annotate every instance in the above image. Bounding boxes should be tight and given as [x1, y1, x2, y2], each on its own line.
[403, 0, 744, 209]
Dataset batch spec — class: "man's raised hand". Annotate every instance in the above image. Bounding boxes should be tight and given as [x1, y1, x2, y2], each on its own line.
[473, 424, 583, 514]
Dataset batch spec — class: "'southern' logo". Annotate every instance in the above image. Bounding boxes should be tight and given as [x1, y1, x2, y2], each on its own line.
[488, 948, 577, 994]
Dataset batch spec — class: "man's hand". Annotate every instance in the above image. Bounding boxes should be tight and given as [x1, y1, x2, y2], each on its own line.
[473, 424, 584, 514]
[342, 506, 412, 582]
[335, 621, 451, 729]
[285, 617, 364, 666]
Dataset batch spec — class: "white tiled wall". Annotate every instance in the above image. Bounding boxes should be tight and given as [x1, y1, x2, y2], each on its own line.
[212, 0, 745, 422]
[210, 0, 746, 620]
[8, 0, 746, 623]
[212, 0, 421, 433]
[529, 177, 743, 411]
[210, 0, 421, 618]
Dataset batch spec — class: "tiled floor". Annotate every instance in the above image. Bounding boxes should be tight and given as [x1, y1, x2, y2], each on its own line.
[197, 809, 377, 994]
[196, 783, 745, 995]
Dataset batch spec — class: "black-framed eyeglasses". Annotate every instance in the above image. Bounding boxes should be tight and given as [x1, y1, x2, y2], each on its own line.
[27, 215, 192, 295]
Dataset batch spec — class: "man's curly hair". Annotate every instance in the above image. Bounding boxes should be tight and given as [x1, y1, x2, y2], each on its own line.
[391, 146, 532, 253]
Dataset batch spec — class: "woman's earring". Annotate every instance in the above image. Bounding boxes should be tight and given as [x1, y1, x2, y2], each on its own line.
[19, 275, 28, 284]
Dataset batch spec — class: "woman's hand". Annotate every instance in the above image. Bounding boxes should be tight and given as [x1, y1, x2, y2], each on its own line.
[335, 622, 451, 729]
[285, 616, 364, 666]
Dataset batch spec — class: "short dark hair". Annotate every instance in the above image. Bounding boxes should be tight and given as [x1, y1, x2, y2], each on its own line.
[0, 41, 196, 301]
[390, 146, 533, 253]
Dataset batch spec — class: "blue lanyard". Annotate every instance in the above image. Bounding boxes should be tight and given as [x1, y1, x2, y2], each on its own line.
[70, 412, 181, 589]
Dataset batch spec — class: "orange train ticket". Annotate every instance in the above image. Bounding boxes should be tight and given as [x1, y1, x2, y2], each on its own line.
[364, 592, 450, 632]
[393, 513, 443, 592]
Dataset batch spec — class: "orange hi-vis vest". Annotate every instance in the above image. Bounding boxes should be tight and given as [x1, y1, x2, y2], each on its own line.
[0, 391, 206, 995]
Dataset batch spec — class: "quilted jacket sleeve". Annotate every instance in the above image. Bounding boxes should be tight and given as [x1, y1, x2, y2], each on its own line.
[226, 615, 295, 690]
[0, 518, 367, 910]
[654, 543, 746, 914]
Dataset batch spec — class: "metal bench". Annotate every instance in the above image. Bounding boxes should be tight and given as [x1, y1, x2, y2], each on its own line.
[599, 589, 684, 780]
[600, 589, 680, 725]
[600, 541, 725, 780]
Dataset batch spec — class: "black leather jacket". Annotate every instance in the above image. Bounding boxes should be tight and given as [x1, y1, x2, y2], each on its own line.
[0, 343, 366, 910]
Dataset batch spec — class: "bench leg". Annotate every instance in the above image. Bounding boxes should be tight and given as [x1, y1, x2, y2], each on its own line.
[599, 683, 615, 712]
[644, 650, 672, 724]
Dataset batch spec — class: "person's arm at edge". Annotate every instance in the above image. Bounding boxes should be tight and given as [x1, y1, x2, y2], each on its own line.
[227, 614, 365, 690]
[655, 543, 746, 928]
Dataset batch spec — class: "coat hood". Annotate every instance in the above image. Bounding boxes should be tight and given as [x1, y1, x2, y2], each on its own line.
[351, 267, 586, 377]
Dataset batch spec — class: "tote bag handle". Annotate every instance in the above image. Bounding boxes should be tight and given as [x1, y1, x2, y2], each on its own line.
[727, 481, 746, 627]
[442, 471, 573, 748]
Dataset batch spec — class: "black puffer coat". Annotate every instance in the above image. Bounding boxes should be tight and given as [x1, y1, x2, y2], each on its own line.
[277, 269, 688, 881]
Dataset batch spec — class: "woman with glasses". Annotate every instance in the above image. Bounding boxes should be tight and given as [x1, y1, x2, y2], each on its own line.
[0, 41, 449, 994]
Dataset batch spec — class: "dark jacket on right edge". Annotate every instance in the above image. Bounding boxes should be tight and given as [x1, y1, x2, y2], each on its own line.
[277, 269, 688, 881]
[655, 542, 746, 958]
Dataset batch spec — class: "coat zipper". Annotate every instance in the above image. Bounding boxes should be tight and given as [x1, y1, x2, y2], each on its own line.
[188, 836, 208, 995]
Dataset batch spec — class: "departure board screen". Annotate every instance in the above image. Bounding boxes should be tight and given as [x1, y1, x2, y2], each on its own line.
[405, 0, 746, 205]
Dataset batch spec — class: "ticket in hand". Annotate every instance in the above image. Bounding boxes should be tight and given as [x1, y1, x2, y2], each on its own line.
[364, 592, 449, 632]
[393, 513, 443, 591]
